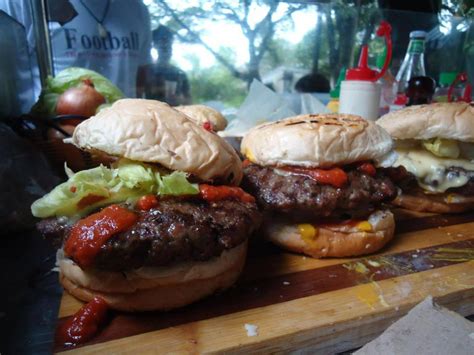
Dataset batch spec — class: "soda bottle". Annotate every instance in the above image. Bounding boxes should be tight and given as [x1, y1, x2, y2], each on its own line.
[394, 31, 427, 105]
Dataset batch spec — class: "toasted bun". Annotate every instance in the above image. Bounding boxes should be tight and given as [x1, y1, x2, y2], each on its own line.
[392, 191, 474, 213]
[264, 210, 395, 258]
[241, 114, 393, 167]
[175, 104, 228, 131]
[71, 99, 242, 185]
[377, 102, 474, 141]
[58, 241, 247, 311]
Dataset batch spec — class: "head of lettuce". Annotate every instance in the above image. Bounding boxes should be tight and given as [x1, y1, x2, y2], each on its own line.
[31, 67, 124, 117]
[31, 99, 261, 312]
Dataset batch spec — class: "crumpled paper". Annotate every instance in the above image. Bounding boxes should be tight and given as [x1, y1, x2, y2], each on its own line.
[220, 79, 330, 137]
[355, 296, 474, 355]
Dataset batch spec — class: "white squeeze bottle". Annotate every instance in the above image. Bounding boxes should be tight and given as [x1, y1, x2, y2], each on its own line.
[339, 21, 392, 121]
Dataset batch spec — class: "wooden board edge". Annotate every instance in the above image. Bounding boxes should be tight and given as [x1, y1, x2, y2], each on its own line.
[61, 261, 474, 354]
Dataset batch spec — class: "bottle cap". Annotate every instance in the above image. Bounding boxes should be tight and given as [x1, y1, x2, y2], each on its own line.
[346, 21, 392, 82]
[346, 46, 378, 81]
[439, 72, 457, 86]
[409, 31, 427, 39]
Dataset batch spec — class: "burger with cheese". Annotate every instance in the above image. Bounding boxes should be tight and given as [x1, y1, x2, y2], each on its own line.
[241, 114, 398, 258]
[377, 102, 474, 213]
[31, 99, 261, 311]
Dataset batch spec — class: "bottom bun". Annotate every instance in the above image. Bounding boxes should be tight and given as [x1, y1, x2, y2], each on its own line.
[264, 210, 395, 258]
[393, 191, 474, 214]
[59, 241, 247, 312]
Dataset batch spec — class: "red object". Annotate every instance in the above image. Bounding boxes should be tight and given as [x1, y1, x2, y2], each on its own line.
[70, 186, 77, 193]
[202, 121, 213, 131]
[448, 73, 472, 103]
[357, 162, 376, 176]
[394, 93, 408, 105]
[56, 78, 106, 118]
[242, 159, 252, 168]
[56, 297, 109, 347]
[199, 184, 255, 203]
[346, 21, 392, 82]
[282, 166, 348, 188]
[136, 195, 159, 210]
[65, 205, 138, 267]
[77, 194, 107, 210]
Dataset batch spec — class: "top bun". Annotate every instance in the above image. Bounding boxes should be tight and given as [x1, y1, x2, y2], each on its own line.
[71, 99, 242, 185]
[241, 113, 393, 168]
[175, 104, 228, 131]
[377, 102, 474, 141]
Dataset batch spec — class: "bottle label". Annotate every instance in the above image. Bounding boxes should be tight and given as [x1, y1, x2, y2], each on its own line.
[408, 39, 425, 54]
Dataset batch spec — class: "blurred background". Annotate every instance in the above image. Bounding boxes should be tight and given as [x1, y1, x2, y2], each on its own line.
[1, 0, 473, 115]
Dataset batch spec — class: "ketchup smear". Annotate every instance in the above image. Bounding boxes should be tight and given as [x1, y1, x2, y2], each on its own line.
[64, 205, 137, 268]
[56, 297, 109, 347]
[136, 194, 159, 211]
[199, 184, 255, 203]
[282, 166, 348, 188]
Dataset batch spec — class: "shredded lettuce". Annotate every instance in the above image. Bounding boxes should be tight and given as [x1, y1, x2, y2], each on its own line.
[31, 67, 124, 116]
[31, 160, 199, 218]
[423, 138, 460, 159]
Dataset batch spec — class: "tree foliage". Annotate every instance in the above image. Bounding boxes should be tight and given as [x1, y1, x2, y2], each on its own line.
[149, 0, 305, 85]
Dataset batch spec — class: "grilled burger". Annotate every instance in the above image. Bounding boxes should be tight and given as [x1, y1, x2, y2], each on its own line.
[241, 114, 398, 258]
[378, 102, 474, 213]
[32, 99, 260, 311]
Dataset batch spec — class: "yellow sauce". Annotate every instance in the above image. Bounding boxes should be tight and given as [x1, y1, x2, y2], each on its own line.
[298, 224, 318, 242]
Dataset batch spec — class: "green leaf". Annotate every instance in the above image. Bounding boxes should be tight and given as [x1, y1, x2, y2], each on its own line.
[31, 67, 124, 116]
[31, 160, 199, 218]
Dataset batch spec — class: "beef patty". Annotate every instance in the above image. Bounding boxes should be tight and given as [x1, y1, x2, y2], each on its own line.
[242, 164, 397, 221]
[37, 198, 261, 271]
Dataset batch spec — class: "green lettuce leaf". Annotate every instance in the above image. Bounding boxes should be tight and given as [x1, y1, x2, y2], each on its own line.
[31, 67, 124, 116]
[31, 160, 199, 218]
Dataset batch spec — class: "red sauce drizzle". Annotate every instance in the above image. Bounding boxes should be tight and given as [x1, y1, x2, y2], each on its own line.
[77, 194, 107, 210]
[56, 297, 109, 347]
[136, 194, 159, 210]
[282, 166, 348, 188]
[199, 184, 255, 203]
[202, 121, 213, 131]
[242, 159, 252, 168]
[64, 205, 138, 268]
[357, 162, 376, 176]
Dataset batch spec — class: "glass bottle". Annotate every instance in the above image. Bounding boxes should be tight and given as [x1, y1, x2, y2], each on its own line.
[395, 31, 427, 104]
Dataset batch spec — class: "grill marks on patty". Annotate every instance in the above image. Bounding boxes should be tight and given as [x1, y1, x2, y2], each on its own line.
[242, 164, 397, 221]
[37, 198, 261, 271]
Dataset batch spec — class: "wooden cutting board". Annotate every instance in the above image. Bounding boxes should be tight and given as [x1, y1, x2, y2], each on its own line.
[55, 209, 474, 354]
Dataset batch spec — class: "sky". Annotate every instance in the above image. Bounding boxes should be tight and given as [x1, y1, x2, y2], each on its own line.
[144, 1, 318, 71]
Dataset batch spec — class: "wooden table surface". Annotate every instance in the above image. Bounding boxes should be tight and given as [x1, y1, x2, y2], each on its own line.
[55, 209, 474, 354]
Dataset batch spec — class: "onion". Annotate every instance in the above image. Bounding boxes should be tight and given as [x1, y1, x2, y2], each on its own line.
[56, 78, 106, 118]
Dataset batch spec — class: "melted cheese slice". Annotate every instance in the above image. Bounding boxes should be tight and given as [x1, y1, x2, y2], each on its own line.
[394, 148, 474, 193]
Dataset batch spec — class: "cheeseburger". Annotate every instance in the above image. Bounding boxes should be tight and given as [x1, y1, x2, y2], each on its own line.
[175, 104, 228, 132]
[241, 114, 398, 258]
[32, 99, 260, 311]
[378, 102, 474, 213]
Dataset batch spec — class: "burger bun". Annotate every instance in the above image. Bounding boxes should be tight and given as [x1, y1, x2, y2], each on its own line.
[264, 210, 395, 258]
[241, 113, 393, 168]
[58, 241, 247, 311]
